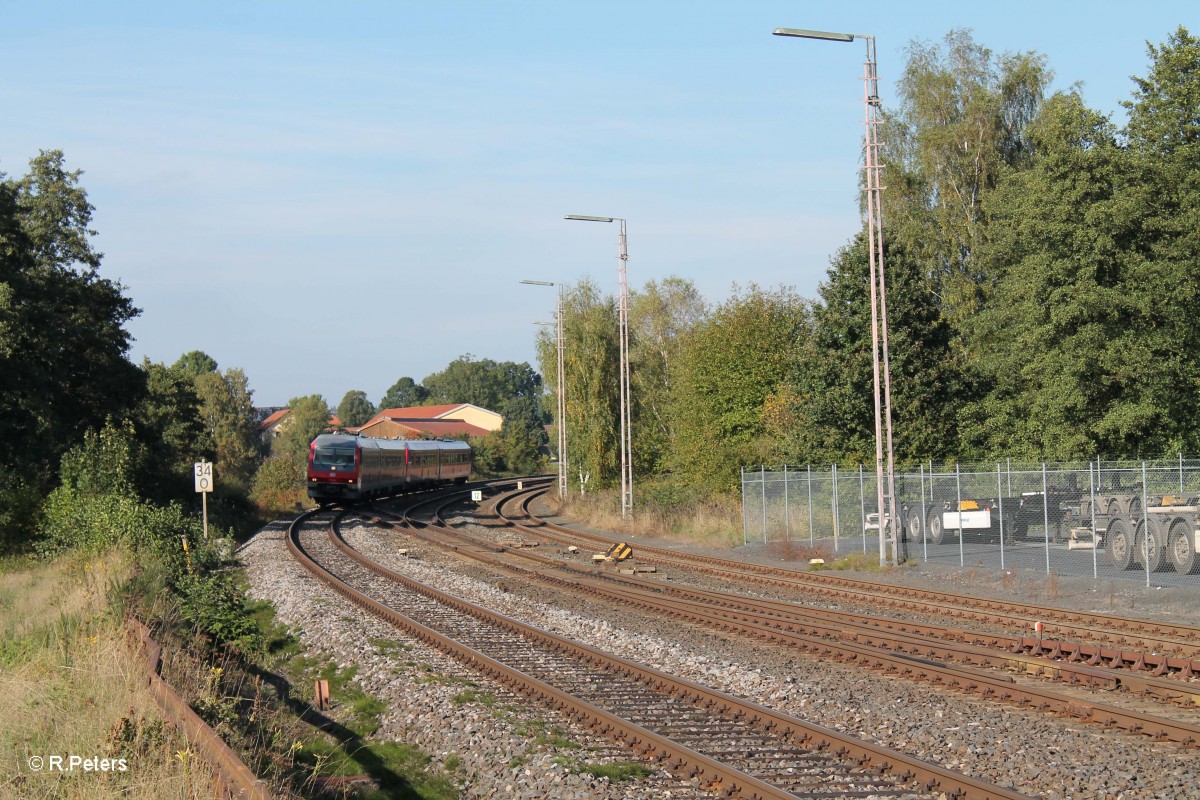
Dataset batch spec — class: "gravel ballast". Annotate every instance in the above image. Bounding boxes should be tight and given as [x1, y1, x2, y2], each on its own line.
[242, 513, 1200, 800]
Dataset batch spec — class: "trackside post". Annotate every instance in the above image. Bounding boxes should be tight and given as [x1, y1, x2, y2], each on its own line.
[194, 459, 213, 540]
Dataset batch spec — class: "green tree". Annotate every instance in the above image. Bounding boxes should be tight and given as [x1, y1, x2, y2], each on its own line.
[336, 389, 376, 427]
[538, 280, 621, 493]
[194, 368, 260, 492]
[963, 92, 1148, 458]
[1122, 26, 1200, 448]
[785, 235, 958, 467]
[498, 395, 548, 475]
[422, 355, 541, 411]
[173, 350, 218, 377]
[630, 277, 708, 476]
[1124, 26, 1200, 161]
[135, 360, 210, 502]
[0, 150, 143, 545]
[667, 285, 809, 493]
[960, 31, 1200, 459]
[379, 376, 428, 409]
[882, 30, 1051, 328]
[275, 395, 331, 463]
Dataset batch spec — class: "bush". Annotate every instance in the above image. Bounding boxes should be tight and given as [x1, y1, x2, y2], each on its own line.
[175, 570, 264, 652]
[470, 434, 504, 476]
[250, 454, 307, 515]
[0, 477, 44, 554]
[39, 486, 200, 566]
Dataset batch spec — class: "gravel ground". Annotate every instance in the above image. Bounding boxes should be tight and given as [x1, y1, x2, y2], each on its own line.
[240, 521, 716, 800]
[241, 512, 1200, 800]
[523, 500, 1200, 628]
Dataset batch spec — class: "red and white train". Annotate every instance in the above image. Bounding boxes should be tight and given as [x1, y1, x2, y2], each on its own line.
[307, 433, 472, 503]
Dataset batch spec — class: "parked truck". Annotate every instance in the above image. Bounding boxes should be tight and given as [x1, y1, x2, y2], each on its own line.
[1063, 493, 1200, 574]
[905, 490, 1072, 546]
[908, 486, 1200, 574]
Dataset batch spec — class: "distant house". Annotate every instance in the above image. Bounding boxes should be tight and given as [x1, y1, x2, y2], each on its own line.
[355, 418, 490, 440]
[256, 408, 343, 448]
[257, 408, 292, 446]
[360, 404, 503, 435]
[254, 406, 287, 425]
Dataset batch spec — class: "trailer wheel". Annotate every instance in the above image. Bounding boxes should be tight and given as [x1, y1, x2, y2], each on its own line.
[928, 512, 946, 545]
[1107, 519, 1135, 570]
[1169, 518, 1199, 574]
[908, 511, 924, 543]
[1128, 496, 1142, 519]
[1135, 518, 1169, 572]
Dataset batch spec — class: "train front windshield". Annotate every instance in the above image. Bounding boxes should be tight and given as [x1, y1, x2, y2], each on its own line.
[313, 444, 356, 469]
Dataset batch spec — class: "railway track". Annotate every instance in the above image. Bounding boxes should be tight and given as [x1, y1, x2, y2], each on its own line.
[368, 486, 1200, 747]
[496, 484, 1200, 667]
[286, 501, 1033, 800]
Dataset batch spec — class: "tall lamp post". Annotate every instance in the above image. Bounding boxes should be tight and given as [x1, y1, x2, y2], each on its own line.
[773, 27, 898, 566]
[521, 280, 568, 500]
[564, 214, 633, 519]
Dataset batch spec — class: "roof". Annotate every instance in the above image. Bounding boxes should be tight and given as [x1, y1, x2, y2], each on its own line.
[359, 417, 490, 439]
[364, 403, 500, 428]
[257, 408, 342, 432]
[257, 408, 290, 431]
[371, 404, 466, 421]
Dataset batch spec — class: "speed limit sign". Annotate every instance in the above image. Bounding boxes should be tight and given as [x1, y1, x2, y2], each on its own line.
[194, 461, 214, 493]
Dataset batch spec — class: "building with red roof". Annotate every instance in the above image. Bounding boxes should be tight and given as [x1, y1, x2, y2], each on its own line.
[362, 403, 502, 434]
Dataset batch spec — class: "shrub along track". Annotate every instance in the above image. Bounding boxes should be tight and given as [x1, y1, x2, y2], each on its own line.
[494, 484, 1200, 675]
[369, 485, 1200, 750]
[287, 495, 1033, 800]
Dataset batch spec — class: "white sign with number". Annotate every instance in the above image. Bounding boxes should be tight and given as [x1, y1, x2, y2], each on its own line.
[194, 461, 214, 493]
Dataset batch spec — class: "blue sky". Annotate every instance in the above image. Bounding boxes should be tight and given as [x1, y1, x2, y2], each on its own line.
[1, 2, 1193, 406]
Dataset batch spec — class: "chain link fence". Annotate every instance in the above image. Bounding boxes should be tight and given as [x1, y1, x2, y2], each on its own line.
[741, 458, 1200, 587]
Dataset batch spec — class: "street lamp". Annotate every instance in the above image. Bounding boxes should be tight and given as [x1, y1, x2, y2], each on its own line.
[774, 26, 898, 567]
[564, 214, 633, 519]
[521, 280, 568, 501]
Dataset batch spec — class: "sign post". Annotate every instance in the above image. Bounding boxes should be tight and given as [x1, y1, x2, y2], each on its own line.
[194, 460, 214, 540]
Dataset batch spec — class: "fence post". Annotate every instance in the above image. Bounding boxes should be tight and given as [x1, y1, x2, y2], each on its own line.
[996, 463, 1005, 572]
[741, 467, 748, 546]
[807, 465, 814, 547]
[920, 462, 928, 562]
[783, 465, 790, 540]
[760, 464, 768, 544]
[1042, 463, 1051, 575]
[1180, 453, 1185, 496]
[859, 464, 867, 554]
[1142, 461, 1151, 588]
[955, 463, 965, 567]
[1090, 460, 1099, 579]
[832, 463, 840, 552]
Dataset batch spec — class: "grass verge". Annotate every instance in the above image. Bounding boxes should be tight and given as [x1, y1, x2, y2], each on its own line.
[0, 551, 215, 799]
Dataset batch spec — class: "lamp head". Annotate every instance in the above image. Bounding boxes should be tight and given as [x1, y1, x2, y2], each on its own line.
[772, 27, 854, 43]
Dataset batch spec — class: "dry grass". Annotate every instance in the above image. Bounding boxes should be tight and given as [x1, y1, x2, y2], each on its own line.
[251, 489, 309, 519]
[0, 552, 215, 799]
[1043, 570, 1060, 600]
[763, 540, 831, 563]
[565, 491, 743, 549]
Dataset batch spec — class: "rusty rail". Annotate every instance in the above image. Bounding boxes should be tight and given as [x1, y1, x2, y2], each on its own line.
[293, 506, 1034, 800]
[504, 486, 1200, 658]
[127, 618, 273, 800]
[378, 495, 1200, 746]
